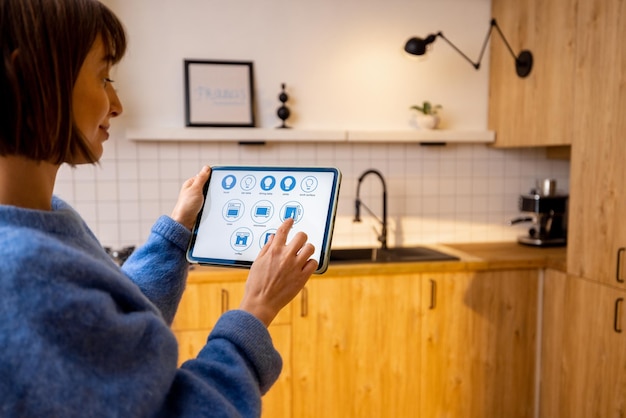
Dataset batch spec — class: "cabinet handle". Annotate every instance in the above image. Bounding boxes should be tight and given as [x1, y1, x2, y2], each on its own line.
[300, 287, 309, 317]
[615, 298, 624, 334]
[221, 289, 229, 314]
[429, 279, 437, 310]
[617, 248, 626, 283]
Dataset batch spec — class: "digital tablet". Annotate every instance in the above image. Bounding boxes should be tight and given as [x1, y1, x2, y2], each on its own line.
[187, 166, 342, 274]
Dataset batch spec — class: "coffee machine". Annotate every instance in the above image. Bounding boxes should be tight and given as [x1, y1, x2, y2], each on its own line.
[510, 179, 568, 247]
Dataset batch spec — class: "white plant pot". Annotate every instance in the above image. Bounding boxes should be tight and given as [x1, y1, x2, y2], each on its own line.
[416, 114, 440, 130]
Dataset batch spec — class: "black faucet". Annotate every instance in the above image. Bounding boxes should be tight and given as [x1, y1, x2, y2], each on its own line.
[354, 169, 388, 250]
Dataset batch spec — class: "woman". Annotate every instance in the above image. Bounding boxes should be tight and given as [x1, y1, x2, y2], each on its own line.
[0, 1, 316, 416]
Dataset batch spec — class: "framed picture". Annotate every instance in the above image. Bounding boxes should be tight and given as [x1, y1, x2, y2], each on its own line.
[184, 60, 255, 127]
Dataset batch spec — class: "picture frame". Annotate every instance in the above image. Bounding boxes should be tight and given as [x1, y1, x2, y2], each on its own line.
[184, 60, 255, 127]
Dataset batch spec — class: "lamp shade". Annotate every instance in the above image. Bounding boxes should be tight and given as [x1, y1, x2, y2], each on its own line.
[404, 34, 438, 56]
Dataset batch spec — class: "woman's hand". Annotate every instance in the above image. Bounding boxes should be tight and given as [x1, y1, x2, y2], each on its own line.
[240, 218, 317, 327]
[170, 166, 211, 230]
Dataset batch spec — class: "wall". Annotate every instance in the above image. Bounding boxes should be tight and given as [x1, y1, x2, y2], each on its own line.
[53, 0, 570, 249]
[106, 0, 493, 130]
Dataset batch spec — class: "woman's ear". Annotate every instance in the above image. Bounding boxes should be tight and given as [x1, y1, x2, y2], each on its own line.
[10, 49, 19, 64]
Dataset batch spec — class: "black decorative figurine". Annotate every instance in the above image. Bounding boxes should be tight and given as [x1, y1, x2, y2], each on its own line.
[276, 83, 291, 129]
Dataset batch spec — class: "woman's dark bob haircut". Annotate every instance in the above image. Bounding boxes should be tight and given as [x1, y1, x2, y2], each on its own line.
[0, 0, 127, 164]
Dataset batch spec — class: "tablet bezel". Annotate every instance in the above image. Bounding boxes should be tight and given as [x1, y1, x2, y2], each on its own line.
[186, 165, 342, 274]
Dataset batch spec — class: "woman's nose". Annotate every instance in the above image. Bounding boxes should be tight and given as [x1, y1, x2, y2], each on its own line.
[108, 85, 123, 117]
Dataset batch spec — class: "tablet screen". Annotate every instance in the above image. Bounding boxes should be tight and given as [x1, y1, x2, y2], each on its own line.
[187, 166, 342, 274]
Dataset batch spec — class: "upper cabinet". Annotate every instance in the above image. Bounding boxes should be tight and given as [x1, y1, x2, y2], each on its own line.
[490, 0, 626, 287]
[488, 0, 577, 147]
[567, 0, 626, 286]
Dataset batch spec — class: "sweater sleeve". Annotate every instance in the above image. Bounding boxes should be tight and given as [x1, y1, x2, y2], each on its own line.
[157, 311, 283, 417]
[121, 215, 191, 324]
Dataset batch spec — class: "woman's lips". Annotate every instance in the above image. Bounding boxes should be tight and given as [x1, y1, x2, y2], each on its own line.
[100, 125, 110, 140]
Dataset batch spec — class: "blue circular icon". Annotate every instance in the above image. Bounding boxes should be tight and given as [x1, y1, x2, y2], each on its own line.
[280, 176, 296, 192]
[260, 175, 276, 191]
[251, 200, 274, 224]
[280, 201, 303, 224]
[240, 175, 256, 191]
[222, 199, 245, 222]
[230, 228, 253, 252]
[301, 176, 318, 192]
[259, 228, 277, 249]
[222, 175, 237, 190]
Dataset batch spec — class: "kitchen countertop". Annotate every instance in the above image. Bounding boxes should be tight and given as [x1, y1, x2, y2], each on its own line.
[186, 242, 567, 283]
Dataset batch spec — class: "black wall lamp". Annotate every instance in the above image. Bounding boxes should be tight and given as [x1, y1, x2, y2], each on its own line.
[404, 18, 533, 78]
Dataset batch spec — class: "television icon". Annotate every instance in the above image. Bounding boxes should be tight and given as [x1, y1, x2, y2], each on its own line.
[251, 200, 274, 224]
[255, 206, 271, 217]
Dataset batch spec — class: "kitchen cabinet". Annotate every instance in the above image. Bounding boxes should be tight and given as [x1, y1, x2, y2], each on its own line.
[490, 0, 626, 284]
[171, 280, 292, 418]
[489, 0, 577, 147]
[488, 0, 626, 412]
[540, 269, 626, 417]
[421, 270, 538, 418]
[291, 273, 422, 418]
[171, 244, 563, 418]
[292, 269, 538, 418]
[566, 0, 626, 286]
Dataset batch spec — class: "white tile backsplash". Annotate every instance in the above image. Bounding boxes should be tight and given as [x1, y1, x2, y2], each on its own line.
[54, 137, 570, 249]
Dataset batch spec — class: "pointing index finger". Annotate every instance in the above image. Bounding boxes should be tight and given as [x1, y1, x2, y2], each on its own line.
[273, 217, 294, 246]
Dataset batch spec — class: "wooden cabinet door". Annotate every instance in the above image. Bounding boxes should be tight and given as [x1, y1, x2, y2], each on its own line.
[262, 324, 292, 418]
[489, 0, 576, 147]
[541, 270, 626, 418]
[172, 280, 292, 418]
[292, 274, 422, 418]
[567, 0, 626, 286]
[172, 281, 245, 334]
[174, 281, 246, 363]
[421, 270, 539, 418]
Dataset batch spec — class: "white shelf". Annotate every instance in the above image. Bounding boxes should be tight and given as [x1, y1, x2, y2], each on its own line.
[346, 129, 495, 143]
[127, 127, 495, 144]
[126, 127, 345, 142]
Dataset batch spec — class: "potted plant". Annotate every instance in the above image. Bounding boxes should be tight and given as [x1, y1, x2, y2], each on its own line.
[410, 101, 442, 129]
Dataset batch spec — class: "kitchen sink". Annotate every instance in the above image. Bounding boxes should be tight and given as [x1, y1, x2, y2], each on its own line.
[329, 246, 459, 264]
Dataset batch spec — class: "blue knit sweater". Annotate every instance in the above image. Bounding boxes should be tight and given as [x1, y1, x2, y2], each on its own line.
[0, 197, 282, 417]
